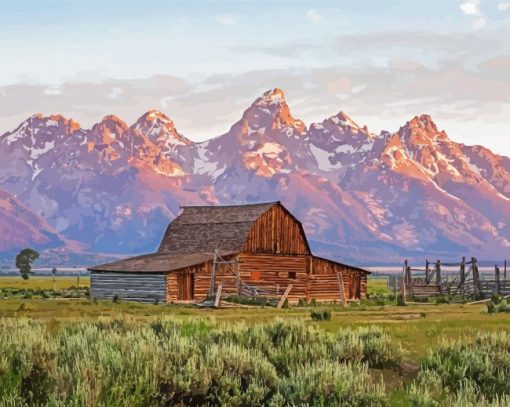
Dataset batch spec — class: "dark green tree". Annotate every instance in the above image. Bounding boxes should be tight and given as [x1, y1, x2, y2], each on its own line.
[15, 248, 39, 280]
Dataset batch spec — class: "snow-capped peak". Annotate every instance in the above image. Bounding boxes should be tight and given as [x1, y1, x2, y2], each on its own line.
[258, 88, 285, 105]
[330, 111, 360, 129]
[137, 110, 174, 126]
[243, 88, 306, 135]
[131, 110, 191, 148]
[401, 114, 448, 141]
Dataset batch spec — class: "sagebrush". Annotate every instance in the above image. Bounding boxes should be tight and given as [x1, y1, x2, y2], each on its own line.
[0, 317, 401, 406]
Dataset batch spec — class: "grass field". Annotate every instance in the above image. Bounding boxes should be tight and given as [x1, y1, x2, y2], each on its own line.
[0, 275, 89, 289]
[1, 275, 509, 405]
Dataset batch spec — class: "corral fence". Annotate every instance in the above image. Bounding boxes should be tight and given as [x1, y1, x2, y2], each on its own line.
[388, 257, 509, 301]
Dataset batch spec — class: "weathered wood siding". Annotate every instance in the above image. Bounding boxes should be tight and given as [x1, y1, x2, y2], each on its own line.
[238, 253, 308, 302]
[243, 204, 310, 255]
[166, 254, 368, 303]
[309, 257, 367, 300]
[166, 253, 367, 303]
[166, 264, 203, 302]
[90, 272, 166, 303]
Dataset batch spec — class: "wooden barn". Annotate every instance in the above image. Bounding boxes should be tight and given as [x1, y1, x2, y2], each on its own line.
[89, 202, 369, 304]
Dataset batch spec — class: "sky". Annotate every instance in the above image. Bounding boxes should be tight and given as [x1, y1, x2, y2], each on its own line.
[1, 0, 510, 155]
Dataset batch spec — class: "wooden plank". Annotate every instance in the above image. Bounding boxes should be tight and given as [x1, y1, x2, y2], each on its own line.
[214, 284, 223, 307]
[208, 251, 218, 297]
[277, 284, 292, 309]
[336, 272, 346, 305]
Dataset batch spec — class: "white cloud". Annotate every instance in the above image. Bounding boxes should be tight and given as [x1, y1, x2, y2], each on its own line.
[472, 17, 487, 29]
[460, 0, 487, 29]
[108, 87, 122, 100]
[160, 96, 175, 109]
[498, 2, 510, 11]
[216, 15, 238, 26]
[43, 87, 61, 96]
[306, 9, 322, 24]
[460, 0, 481, 15]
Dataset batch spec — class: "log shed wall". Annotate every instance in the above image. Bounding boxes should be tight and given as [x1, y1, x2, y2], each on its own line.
[91, 272, 166, 303]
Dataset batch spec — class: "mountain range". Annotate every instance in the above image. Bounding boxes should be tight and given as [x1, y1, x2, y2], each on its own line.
[1, 88, 509, 266]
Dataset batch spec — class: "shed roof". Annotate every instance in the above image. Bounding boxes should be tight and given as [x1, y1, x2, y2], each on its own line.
[89, 250, 236, 273]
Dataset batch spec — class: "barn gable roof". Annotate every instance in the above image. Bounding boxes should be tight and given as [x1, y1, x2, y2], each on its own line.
[89, 202, 282, 273]
[158, 202, 278, 254]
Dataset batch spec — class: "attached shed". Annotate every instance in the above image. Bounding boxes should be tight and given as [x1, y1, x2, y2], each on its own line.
[89, 202, 369, 304]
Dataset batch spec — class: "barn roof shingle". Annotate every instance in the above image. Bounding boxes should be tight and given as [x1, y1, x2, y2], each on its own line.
[158, 202, 277, 254]
[89, 202, 278, 273]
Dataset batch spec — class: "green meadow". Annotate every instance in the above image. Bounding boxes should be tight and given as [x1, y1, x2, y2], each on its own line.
[1, 275, 510, 405]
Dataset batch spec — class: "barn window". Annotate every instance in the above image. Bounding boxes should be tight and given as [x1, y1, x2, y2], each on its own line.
[251, 271, 261, 281]
[288, 271, 297, 279]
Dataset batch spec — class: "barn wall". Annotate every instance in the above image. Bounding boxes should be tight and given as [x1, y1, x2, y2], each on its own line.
[90, 272, 166, 303]
[243, 204, 310, 255]
[165, 254, 368, 303]
[310, 257, 368, 300]
[166, 263, 203, 302]
[238, 253, 308, 302]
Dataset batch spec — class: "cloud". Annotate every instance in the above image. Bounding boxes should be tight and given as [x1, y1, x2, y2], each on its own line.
[498, 2, 510, 11]
[459, 0, 487, 29]
[1, 29, 509, 155]
[306, 9, 322, 24]
[471, 17, 487, 29]
[108, 87, 123, 100]
[460, 0, 481, 15]
[216, 15, 238, 26]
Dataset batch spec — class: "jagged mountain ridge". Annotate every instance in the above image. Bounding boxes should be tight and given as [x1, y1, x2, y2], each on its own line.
[1, 88, 509, 265]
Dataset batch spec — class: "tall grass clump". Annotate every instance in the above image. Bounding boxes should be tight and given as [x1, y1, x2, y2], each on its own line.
[408, 331, 510, 406]
[0, 317, 401, 406]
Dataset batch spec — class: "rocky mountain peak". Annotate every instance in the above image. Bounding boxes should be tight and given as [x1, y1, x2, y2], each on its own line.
[90, 115, 129, 144]
[136, 110, 174, 126]
[400, 114, 448, 143]
[244, 88, 306, 135]
[131, 110, 191, 148]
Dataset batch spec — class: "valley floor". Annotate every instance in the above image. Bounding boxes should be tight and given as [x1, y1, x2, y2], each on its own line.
[1, 276, 510, 405]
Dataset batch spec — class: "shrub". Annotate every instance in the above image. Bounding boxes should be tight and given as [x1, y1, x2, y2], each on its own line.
[487, 298, 510, 314]
[409, 332, 510, 405]
[0, 318, 398, 405]
[435, 296, 449, 305]
[491, 294, 503, 305]
[310, 310, 332, 321]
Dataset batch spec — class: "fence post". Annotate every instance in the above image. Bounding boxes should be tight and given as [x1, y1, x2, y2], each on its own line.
[401, 260, 407, 304]
[472, 257, 481, 298]
[495, 265, 501, 295]
[436, 260, 442, 295]
[505, 259, 507, 282]
[425, 259, 430, 284]
[460, 257, 466, 296]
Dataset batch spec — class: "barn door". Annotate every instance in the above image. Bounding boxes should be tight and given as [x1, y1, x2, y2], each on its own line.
[177, 273, 194, 301]
[350, 275, 361, 299]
